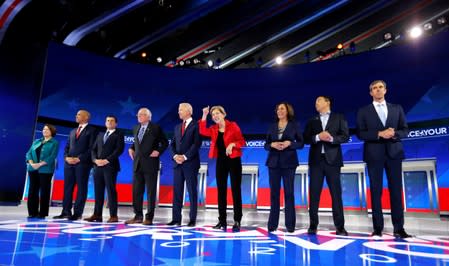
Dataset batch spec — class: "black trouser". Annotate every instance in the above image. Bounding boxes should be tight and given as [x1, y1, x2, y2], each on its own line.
[308, 157, 345, 229]
[62, 163, 91, 217]
[268, 167, 296, 231]
[216, 157, 242, 223]
[27, 171, 53, 217]
[132, 168, 158, 220]
[367, 159, 404, 232]
[93, 165, 119, 217]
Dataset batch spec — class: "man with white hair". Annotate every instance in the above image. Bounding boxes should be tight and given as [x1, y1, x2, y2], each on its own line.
[167, 103, 201, 227]
[126, 107, 168, 225]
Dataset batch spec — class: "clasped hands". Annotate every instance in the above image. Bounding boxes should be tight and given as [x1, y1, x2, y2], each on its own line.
[128, 149, 160, 161]
[271, 140, 291, 150]
[29, 161, 46, 170]
[378, 127, 396, 139]
[65, 157, 80, 165]
[174, 154, 186, 164]
[318, 131, 333, 142]
[94, 159, 110, 167]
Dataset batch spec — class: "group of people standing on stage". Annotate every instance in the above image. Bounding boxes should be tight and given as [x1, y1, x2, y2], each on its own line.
[25, 79, 412, 238]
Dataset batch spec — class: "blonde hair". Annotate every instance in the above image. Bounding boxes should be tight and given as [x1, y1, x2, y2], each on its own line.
[210, 105, 226, 116]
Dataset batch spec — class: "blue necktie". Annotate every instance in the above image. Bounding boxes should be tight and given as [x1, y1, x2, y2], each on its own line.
[377, 104, 387, 126]
[103, 131, 110, 143]
[138, 127, 145, 143]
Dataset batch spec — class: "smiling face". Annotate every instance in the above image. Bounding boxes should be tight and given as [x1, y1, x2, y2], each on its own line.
[276, 104, 288, 121]
[42, 126, 52, 138]
[211, 109, 225, 124]
[370, 81, 387, 102]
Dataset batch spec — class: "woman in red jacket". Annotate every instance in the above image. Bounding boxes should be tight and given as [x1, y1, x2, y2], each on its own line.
[200, 105, 245, 231]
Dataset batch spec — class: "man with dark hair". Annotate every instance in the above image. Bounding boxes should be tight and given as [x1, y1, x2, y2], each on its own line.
[356, 80, 411, 238]
[85, 115, 124, 223]
[304, 96, 349, 236]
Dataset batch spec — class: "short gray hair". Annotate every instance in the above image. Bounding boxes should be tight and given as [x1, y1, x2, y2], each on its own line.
[179, 103, 193, 115]
[138, 107, 152, 120]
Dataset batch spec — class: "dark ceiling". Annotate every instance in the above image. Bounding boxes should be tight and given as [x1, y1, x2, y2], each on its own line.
[2, 0, 449, 69]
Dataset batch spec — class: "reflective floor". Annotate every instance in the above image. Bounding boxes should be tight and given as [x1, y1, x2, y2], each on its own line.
[1, 205, 448, 266]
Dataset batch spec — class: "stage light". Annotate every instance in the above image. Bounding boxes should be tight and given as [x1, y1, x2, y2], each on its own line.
[156, 57, 163, 63]
[437, 16, 446, 25]
[207, 60, 214, 67]
[383, 32, 393, 41]
[193, 58, 200, 64]
[337, 43, 343, 50]
[275, 56, 283, 65]
[179, 60, 185, 66]
[409, 26, 423, 38]
[141, 52, 147, 58]
[423, 22, 432, 31]
[185, 59, 191, 65]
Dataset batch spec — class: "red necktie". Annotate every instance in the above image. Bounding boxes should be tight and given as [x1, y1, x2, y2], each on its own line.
[181, 121, 186, 136]
[76, 126, 82, 139]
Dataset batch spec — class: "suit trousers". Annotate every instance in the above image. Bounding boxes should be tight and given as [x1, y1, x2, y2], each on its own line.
[132, 168, 158, 220]
[172, 166, 199, 222]
[308, 157, 345, 229]
[27, 171, 53, 217]
[216, 157, 242, 223]
[367, 159, 404, 231]
[62, 164, 91, 216]
[268, 167, 296, 231]
[93, 165, 119, 217]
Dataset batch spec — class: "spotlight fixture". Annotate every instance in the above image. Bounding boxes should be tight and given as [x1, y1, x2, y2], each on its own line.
[423, 22, 432, 31]
[156, 57, 163, 63]
[275, 56, 283, 65]
[193, 58, 201, 64]
[383, 32, 393, 41]
[179, 60, 185, 66]
[141, 52, 147, 58]
[409, 26, 423, 38]
[207, 60, 214, 67]
[336, 43, 343, 50]
[437, 16, 446, 25]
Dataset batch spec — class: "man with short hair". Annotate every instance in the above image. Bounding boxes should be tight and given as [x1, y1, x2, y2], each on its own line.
[85, 115, 124, 223]
[167, 103, 201, 227]
[356, 80, 411, 238]
[126, 108, 168, 225]
[303, 96, 349, 236]
[54, 109, 97, 220]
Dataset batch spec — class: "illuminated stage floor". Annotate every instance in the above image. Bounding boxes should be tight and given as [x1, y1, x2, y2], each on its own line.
[0, 205, 448, 266]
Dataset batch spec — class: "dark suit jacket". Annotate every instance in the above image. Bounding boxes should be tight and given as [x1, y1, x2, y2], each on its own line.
[130, 122, 168, 173]
[91, 130, 125, 171]
[356, 103, 409, 162]
[64, 124, 97, 165]
[264, 121, 304, 168]
[170, 120, 201, 170]
[303, 112, 349, 167]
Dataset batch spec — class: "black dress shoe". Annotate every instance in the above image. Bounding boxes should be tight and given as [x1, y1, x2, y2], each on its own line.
[166, 221, 181, 226]
[212, 222, 227, 230]
[371, 230, 383, 237]
[287, 228, 295, 233]
[393, 229, 412, 238]
[53, 214, 70, 219]
[232, 221, 241, 232]
[27, 215, 38, 219]
[187, 221, 196, 227]
[307, 227, 317, 235]
[68, 215, 81, 221]
[268, 226, 277, 232]
[336, 227, 348, 236]
[37, 215, 46, 219]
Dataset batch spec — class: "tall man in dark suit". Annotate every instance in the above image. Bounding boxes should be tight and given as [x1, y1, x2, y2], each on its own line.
[54, 109, 97, 220]
[303, 96, 349, 236]
[126, 107, 168, 225]
[167, 103, 201, 227]
[356, 80, 411, 238]
[85, 115, 124, 223]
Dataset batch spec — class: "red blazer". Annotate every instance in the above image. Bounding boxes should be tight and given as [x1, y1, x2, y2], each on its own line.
[199, 119, 245, 159]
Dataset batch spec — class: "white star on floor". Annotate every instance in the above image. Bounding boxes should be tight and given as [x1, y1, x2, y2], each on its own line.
[8, 245, 87, 259]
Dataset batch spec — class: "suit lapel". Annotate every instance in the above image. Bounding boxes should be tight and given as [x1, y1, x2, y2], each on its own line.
[369, 104, 384, 127]
[325, 113, 335, 130]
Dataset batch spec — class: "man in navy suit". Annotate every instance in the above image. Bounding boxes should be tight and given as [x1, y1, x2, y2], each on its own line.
[85, 115, 124, 223]
[126, 107, 168, 225]
[167, 103, 201, 227]
[54, 109, 97, 220]
[356, 80, 411, 238]
[303, 96, 349, 236]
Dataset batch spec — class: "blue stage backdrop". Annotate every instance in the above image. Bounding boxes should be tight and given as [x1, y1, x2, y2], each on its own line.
[33, 31, 449, 213]
[0, 47, 44, 202]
